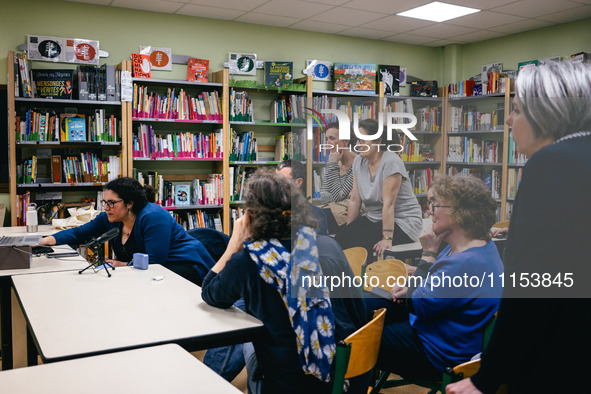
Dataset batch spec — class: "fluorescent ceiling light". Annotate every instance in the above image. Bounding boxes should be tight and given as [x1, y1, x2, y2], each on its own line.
[397, 1, 480, 22]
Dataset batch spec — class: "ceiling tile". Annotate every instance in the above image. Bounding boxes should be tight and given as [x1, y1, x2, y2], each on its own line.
[188, 0, 268, 11]
[111, 0, 186, 13]
[410, 24, 478, 39]
[235, 12, 300, 27]
[175, 3, 245, 19]
[342, 0, 431, 14]
[309, 6, 386, 25]
[299, 0, 350, 5]
[364, 14, 435, 33]
[537, 5, 591, 23]
[288, 20, 350, 34]
[492, 0, 581, 18]
[446, 0, 516, 11]
[337, 27, 393, 40]
[489, 18, 555, 34]
[253, 0, 334, 19]
[382, 33, 438, 45]
[452, 29, 506, 43]
[445, 11, 524, 30]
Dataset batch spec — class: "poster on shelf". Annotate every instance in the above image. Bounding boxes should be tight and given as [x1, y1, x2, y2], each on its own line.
[304, 60, 332, 81]
[228, 52, 257, 75]
[27, 35, 99, 65]
[140, 46, 172, 71]
[399, 67, 407, 87]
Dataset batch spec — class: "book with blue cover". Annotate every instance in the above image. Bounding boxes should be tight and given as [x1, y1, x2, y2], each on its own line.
[175, 184, 191, 206]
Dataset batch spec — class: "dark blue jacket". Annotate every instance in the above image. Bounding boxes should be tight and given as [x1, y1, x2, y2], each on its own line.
[52, 203, 215, 278]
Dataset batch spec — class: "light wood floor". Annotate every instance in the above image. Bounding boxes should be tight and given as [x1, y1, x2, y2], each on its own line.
[191, 350, 430, 394]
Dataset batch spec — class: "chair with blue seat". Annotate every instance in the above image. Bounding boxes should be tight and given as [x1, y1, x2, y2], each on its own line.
[187, 227, 230, 262]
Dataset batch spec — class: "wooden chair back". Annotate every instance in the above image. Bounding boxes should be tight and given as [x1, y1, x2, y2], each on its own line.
[363, 259, 407, 293]
[332, 308, 386, 394]
[343, 247, 367, 278]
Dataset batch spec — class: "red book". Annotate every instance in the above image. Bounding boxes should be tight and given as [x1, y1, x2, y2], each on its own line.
[132, 53, 152, 79]
[187, 58, 209, 83]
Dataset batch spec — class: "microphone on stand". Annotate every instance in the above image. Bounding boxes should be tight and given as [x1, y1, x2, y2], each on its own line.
[79, 228, 120, 277]
[86, 227, 120, 250]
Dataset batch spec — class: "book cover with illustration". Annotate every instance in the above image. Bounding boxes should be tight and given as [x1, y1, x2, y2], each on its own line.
[187, 58, 209, 82]
[333, 63, 376, 92]
[61, 115, 86, 141]
[175, 184, 191, 206]
[132, 53, 151, 79]
[32, 69, 73, 99]
[264, 61, 293, 88]
[377, 65, 400, 95]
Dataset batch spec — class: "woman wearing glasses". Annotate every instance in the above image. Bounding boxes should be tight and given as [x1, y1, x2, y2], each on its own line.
[334, 118, 423, 261]
[365, 174, 503, 382]
[40, 177, 215, 285]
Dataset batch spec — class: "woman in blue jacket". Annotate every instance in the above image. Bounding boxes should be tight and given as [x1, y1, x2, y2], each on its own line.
[40, 177, 215, 285]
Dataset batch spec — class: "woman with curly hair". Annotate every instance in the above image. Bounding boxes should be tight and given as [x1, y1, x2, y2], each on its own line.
[368, 175, 503, 381]
[201, 170, 367, 394]
[40, 177, 215, 285]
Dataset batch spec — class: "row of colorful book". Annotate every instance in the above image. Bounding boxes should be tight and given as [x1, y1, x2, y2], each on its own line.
[138, 172, 223, 207]
[229, 129, 257, 161]
[447, 137, 501, 164]
[449, 105, 504, 132]
[133, 125, 223, 159]
[229, 89, 253, 122]
[132, 84, 222, 121]
[507, 136, 528, 164]
[408, 168, 435, 195]
[415, 106, 442, 132]
[270, 95, 306, 123]
[17, 153, 121, 184]
[229, 166, 255, 202]
[16, 109, 119, 143]
[172, 210, 223, 232]
[447, 166, 501, 200]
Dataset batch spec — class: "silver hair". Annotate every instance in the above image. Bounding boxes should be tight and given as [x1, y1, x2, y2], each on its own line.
[514, 61, 591, 141]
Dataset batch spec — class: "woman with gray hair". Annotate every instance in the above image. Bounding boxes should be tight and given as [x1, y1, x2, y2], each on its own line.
[447, 62, 591, 393]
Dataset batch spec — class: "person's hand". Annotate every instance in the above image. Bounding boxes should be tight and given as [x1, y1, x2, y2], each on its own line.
[328, 151, 342, 162]
[405, 262, 417, 276]
[106, 259, 127, 267]
[373, 238, 392, 259]
[227, 214, 251, 254]
[391, 283, 408, 303]
[419, 226, 450, 254]
[39, 236, 56, 246]
[492, 227, 508, 237]
[445, 378, 483, 394]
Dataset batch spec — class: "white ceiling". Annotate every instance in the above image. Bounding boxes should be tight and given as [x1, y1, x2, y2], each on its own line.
[65, 0, 591, 46]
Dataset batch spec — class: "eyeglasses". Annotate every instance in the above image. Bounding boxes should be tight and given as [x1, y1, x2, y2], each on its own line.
[102, 199, 123, 209]
[428, 200, 451, 212]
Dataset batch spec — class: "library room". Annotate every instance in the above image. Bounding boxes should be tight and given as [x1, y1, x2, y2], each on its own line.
[0, 0, 590, 392]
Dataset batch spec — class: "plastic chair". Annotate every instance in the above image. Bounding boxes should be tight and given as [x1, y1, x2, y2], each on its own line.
[362, 259, 407, 294]
[371, 313, 497, 394]
[343, 247, 368, 278]
[332, 308, 387, 394]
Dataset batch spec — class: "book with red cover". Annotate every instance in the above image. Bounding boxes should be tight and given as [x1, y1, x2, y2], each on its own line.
[187, 58, 209, 82]
[132, 53, 151, 79]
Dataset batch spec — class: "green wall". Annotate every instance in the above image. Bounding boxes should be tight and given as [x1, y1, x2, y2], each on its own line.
[0, 0, 440, 91]
[460, 17, 591, 81]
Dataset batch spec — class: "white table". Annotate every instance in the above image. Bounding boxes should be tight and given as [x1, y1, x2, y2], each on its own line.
[0, 344, 241, 393]
[1, 225, 88, 370]
[13, 264, 263, 364]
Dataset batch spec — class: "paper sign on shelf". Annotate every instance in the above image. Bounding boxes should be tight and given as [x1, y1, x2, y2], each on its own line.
[228, 52, 257, 75]
[27, 35, 99, 65]
[140, 46, 172, 71]
[304, 60, 332, 81]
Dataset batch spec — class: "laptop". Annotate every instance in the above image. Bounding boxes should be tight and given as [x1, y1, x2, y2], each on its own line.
[0, 235, 43, 247]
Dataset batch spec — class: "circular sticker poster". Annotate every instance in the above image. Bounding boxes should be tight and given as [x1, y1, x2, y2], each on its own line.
[237, 56, 255, 74]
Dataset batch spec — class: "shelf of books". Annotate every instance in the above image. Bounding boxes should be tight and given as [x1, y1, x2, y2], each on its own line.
[130, 71, 227, 232]
[444, 77, 513, 220]
[228, 82, 308, 227]
[7, 51, 128, 226]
